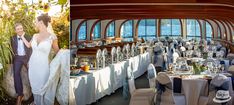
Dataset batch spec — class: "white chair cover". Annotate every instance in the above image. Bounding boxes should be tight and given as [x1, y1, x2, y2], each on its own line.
[126, 44, 130, 59]
[122, 45, 128, 59]
[186, 50, 193, 58]
[97, 41, 102, 46]
[172, 52, 179, 64]
[207, 74, 232, 105]
[227, 54, 234, 61]
[180, 46, 186, 52]
[232, 59, 234, 65]
[128, 62, 155, 105]
[147, 64, 157, 88]
[188, 44, 193, 50]
[102, 48, 108, 67]
[216, 50, 225, 58]
[96, 49, 102, 69]
[111, 47, 116, 64]
[116, 46, 122, 62]
[131, 43, 135, 57]
[228, 65, 234, 75]
[155, 72, 186, 105]
[122, 45, 127, 60]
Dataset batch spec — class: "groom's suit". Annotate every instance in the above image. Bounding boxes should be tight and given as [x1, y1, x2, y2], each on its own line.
[11, 34, 32, 96]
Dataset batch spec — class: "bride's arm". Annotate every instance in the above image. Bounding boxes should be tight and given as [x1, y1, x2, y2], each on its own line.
[52, 39, 59, 54]
[21, 34, 31, 48]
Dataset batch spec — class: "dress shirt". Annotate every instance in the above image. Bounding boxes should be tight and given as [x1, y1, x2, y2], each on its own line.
[17, 35, 26, 56]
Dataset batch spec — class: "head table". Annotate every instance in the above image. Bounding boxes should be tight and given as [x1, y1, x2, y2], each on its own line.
[69, 52, 151, 105]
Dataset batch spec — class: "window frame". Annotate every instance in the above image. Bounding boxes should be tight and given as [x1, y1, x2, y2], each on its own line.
[138, 19, 157, 40]
[121, 20, 134, 40]
[106, 21, 115, 38]
[92, 21, 101, 40]
[77, 21, 87, 41]
[205, 22, 213, 40]
[186, 19, 201, 40]
[160, 19, 182, 38]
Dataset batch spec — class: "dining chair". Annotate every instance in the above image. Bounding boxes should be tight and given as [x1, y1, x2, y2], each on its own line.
[131, 43, 135, 57]
[155, 72, 186, 105]
[147, 64, 157, 89]
[126, 44, 130, 59]
[128, 65, 155, 105]
[116, 46, 122, 62]
[96, 49, 102, 69]
[207, 74, 232, 105]
[122, 45, 127, 60]
[102, 48, 108, 67]
[111, 47, 116, 64]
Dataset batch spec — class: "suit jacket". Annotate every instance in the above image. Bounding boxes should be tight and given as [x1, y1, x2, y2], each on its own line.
[11, 34, 32, 62]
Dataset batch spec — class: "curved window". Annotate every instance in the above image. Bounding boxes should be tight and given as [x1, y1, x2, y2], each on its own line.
[120, 20, 133, 41]
[106, 21, 115, 37]
[78, 21, 87, 40]
[206, 22, 212, 40]
[217, 27, 221, 39]
[160, 19, 181, 38]
[138, 19, 156, 40]
[186, 19, 201, 40]
[92, 22, 101, 40]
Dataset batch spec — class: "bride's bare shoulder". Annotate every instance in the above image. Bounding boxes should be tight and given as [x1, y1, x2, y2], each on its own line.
[32, 33, 39, 38]
[50, 34, 57, 40]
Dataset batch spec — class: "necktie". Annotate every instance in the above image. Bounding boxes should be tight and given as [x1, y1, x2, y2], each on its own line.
[18, 38, 22, 40]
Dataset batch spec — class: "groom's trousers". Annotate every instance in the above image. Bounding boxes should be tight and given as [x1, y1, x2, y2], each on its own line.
[13, 55, 28, 96]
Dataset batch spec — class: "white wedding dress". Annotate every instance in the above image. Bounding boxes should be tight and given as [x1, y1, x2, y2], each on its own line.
[28, 34, 57, 105]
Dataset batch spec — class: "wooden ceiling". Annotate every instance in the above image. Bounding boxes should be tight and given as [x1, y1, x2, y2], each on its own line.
[71, 0, 234, 22]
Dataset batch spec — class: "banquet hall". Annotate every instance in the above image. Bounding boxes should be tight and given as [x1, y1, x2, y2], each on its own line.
[69, 0, 234, 105]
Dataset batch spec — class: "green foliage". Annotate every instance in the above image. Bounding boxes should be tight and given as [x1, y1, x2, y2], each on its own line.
[51, 5, 69, 49]
[58, 0, 67, 5]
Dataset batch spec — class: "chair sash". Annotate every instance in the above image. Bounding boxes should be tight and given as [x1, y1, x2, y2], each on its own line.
[231, 60, 234, 65]
[155, 80, 173, 105]
[123, 77, 130, 99]
[229, 76, 234, 91]
[173, 78, 182, 93]
[209, 81, 229, 92]
[154, 51, 163, 56]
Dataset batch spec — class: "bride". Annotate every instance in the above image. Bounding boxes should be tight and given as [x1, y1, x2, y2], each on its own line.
[21, 13, 59, 105]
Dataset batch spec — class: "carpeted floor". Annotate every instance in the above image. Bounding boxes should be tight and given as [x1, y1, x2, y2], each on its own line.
[91, 73, 149, 105]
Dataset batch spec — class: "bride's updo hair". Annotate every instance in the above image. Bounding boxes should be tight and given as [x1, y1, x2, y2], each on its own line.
[37, 13, 51, 27]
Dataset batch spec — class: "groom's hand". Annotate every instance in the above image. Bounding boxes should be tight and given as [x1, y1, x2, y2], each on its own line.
[21, 32, 25, 38]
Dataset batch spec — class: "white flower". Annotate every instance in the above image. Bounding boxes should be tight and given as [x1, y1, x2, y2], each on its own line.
[0, 63, 3, 69]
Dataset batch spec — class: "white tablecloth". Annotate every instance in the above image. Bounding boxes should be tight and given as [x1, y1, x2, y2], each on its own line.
[69, 53, 150, 105]
[170, 75, 233, 105]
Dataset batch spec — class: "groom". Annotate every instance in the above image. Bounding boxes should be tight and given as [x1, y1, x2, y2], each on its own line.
[11, 23, 32, 105]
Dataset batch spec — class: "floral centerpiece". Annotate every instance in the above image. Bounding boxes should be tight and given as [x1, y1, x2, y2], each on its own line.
[192, 62, 207, 74]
